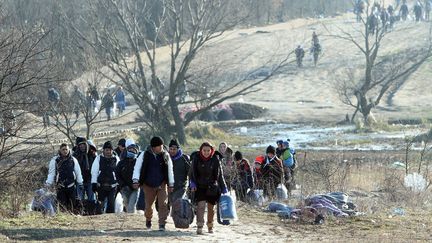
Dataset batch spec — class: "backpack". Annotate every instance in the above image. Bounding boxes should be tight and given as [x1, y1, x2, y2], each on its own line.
[171, 197, 194, 228]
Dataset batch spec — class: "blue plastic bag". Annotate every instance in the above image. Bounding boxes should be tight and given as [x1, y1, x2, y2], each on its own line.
[219, 194, 237, 220]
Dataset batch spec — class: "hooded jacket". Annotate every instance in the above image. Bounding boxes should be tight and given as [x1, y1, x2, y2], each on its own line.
[73, 142, 91, 184]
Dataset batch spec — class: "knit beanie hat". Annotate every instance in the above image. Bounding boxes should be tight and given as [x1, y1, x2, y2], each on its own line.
[234, 151, 243, 161]
[118, 138, 126, 147]
[103, 141, 113, 150]
[169, 139, 180, 148]
[150, 136, 164, 147]
[266, 145, 276, 155]
[76, 137, 87, 145]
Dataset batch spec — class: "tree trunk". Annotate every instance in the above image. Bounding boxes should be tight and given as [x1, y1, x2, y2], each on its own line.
[169, 98, 187, 145]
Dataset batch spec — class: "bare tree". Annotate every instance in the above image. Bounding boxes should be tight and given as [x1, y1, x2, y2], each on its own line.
[0, 24, 58, 179]
[331, 2, 432, 124]
[66, 0, 293, 144]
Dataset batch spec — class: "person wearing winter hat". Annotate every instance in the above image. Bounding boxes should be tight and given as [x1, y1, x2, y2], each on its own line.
[91, 141, 120, 214]
[46, 143, 83, 212]
[189, 142, 228, 235]
[115, 138, 141, 213]
[168, 139, 190, 203]
[276, 140, 284, 157]
[73, 137, 93, 202]
[115, 138, 126, 159]
[261, 145, 284, 197]
[232, 151, 253, 202]
[132, 136, 174, 231]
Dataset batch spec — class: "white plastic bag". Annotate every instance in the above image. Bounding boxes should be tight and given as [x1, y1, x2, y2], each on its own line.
[276, 184, 288, 200]
[115, 193, 124, 213]
[404, 173, 427, 192]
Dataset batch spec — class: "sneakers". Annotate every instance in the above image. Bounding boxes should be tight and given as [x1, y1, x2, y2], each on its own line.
[146, 221, 152, 229]
[208, 227, 214, 233]
[197, 227, 203, 235]
[159, 225, 166, 231]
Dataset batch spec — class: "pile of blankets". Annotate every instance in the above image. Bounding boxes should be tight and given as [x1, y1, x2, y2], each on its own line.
[266, 192, 360, 222]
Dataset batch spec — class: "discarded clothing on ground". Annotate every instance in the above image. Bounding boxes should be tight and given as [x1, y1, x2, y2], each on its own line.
[269, 192, 359, 220]
[30, 188, 57, 216]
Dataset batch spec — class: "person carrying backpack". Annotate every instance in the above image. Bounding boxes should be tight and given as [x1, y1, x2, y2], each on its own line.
[189, 142, 228, 235]
[116, 138, 141, 213]
[168, 139, 191, 202]
[46, 143, 83, 212]
[91, 141, 120, 214]
[132, 136, 174, 231]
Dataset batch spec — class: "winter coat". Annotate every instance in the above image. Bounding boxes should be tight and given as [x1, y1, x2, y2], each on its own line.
[116, 157, 137, 189]
[189, 151, 227, 192]
[171, 150, 191, 191]
[46, 152, 83, 187]
[91, 154, 120, 187]
[132, 146, 174, 188]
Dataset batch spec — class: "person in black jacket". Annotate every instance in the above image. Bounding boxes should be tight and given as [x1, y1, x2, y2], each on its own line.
[116, 138, 140, 213]
[102, 90, 114, 120]
[114, 138, 126, 159]
[168, 139, 191, 202]
[132, 136, 174, 231]
[91, 141, 119, 214]
[262, 145, 284, 197]
[189, 142, 228, 235]
[46, 143, 83, 212]
[232, 151, 253, 202]
[73, 137, 93, 202]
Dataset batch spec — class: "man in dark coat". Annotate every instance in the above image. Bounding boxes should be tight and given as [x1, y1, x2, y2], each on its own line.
[91, 141, 120, 214]
[168, 139, 191, 202]
[132, 136, 174, 231]
[73, 137, 94, 202]
[46, 143, 83, 212]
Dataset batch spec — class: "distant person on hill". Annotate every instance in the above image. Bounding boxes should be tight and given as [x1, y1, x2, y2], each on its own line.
[425, 0, 432, 21]
[355, 0, 366, 22]
[115, 86, 126, 116]
[400, 0, 409, 21]
[414, 1, 423, 22]
[102, 90, 114, 121]
[368, 12, 378, 35]
[295, 45, 305, 67]
[310, 32, 321, 66]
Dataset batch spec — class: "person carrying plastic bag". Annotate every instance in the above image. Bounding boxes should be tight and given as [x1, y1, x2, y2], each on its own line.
[189, 142, 228, 235]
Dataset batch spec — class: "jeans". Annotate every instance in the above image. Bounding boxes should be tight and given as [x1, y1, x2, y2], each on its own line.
[97, 187, 116, 213]
[120, 186, 139, 213]
[77, 183, 95, 202]
[57, 186, 76, 212]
